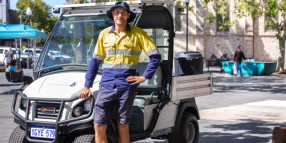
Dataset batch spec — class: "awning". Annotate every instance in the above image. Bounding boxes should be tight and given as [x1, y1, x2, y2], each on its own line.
[0, 24, 47, 39]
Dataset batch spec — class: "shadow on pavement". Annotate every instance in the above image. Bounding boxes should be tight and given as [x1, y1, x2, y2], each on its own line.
[212, 75, 286, 94]
[215, 84, 286, 94]
[0, 83, 21, 87]
[0, 89, 21, 95]
[199, 119, 284, 143]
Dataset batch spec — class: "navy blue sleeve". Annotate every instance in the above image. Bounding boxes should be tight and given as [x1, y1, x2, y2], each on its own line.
[142, 53, 162, 79]
[84, 58, 102, 88]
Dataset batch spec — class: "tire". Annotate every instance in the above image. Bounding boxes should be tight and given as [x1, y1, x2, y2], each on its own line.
[72, 127, 117, 143]
[9, 126, 28, 143]
[168, 113, 199, 143]
[72, 130, 95, 143]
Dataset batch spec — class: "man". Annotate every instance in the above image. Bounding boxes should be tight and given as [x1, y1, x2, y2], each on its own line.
[3, 47, 15, 68]
[78, 2, 161, 143]
[234, 45, 246, 76]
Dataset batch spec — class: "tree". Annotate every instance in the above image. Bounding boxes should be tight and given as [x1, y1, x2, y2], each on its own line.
[16, 0, 58, 36]
[264, 0, 286, 71]
[203, 0, 286, 71]
[234, 0, 264, 58]
[65, 0, 89, 4]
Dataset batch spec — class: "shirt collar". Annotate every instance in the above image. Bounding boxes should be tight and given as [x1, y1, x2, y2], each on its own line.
[109, 24, 131, 33]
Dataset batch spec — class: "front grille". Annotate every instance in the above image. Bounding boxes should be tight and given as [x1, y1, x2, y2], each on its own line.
[36, 102, 61, 120]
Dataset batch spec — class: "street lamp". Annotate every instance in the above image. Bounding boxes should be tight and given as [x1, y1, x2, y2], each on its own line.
[18, 10, 24, 68]
[185, 0, 189, 51]
[26, 7, 32, 69]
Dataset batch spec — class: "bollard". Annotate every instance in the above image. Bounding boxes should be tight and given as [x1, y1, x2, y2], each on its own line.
[272, 127, 286, 143]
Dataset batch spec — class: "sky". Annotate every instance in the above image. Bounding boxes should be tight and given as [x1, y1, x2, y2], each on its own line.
[10, 0, 67, 10]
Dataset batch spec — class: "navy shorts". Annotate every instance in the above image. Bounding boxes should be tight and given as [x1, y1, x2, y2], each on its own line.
[93, 85, 136, 125]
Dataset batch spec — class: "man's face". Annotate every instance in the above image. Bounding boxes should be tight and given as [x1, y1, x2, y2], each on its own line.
[239, 46, 242, 51]
[112, 7, 130, 26]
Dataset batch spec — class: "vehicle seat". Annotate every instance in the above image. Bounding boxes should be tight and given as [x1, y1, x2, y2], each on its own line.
[133, 63, 162, 107]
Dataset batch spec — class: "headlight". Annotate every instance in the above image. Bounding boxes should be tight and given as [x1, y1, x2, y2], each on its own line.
[72, 98, 93, 117]
[83, 99, 91, 112]
[73, 107, 83, 117]
[20, 99, 27, 109]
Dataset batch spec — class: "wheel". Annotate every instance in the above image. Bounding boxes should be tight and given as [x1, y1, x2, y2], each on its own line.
[72, 127, 117, 143]
[168, 113, 199, 143]
[9, 126, 28, 143]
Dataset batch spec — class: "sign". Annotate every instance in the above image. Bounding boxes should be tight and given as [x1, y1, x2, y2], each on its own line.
[30, 125, 55, 139]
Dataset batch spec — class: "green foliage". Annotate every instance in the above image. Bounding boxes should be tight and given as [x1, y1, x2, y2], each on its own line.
[66, 0, 88, 3]
[218, 20, 233, 31]
[234, 0, 264, 21]
[16, 0, 58, 36]
[265, 0, 286, 39]
[203, 0, 233, 31]
[176, 0, 194, 12]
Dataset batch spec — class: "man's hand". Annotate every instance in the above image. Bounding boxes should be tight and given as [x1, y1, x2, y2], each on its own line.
[78, 86, 92, 98]
[126, 76, 146, 85]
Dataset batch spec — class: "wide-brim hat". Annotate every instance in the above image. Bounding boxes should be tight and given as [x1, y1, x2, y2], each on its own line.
[106, 1, 136, 23]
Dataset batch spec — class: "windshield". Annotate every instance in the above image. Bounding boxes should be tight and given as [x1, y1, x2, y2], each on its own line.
[35, 15, 113, 71]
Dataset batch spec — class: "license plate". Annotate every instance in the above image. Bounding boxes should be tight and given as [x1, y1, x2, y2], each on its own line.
[30, 125, 55, 139]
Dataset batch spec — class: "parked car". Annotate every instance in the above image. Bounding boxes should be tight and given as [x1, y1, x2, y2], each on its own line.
[23, 48, 42, 57]
[48, 50, 72, 64]
[20, 52, 39, 68]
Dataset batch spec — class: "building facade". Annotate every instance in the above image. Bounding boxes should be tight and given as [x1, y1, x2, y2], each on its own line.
[173, 0, 282, 67]
[0, 0, 9, 23]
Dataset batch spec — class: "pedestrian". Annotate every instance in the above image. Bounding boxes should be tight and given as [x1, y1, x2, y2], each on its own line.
[233, 45, 246, 76]
[78, 2, 162, 143]
[3, 47, 15, 69]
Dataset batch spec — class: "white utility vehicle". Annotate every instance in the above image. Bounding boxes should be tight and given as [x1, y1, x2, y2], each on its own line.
[10, 1, 212, 143]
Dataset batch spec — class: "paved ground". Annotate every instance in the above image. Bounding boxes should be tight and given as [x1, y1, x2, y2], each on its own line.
[197, 68, 286, 143]
[0, 68, 285, 143]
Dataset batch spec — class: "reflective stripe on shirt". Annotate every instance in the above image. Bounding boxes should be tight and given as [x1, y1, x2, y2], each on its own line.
[102, 63, 138, 69]
[105, 49, 141, 56]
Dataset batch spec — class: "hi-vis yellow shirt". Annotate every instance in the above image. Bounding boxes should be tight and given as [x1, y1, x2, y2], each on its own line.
[85, 24, 161, 90]
[93, 25, 159, 69]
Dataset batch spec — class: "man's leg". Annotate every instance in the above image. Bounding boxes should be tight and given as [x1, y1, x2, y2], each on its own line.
[117, 87, 136, 143]
[93, 85, 116, 143]
[238, 63, 243, 76]
[117, 123, 130, 143]
[94, 124, 108, 143]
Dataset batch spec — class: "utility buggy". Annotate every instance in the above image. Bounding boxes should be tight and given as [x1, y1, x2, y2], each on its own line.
[9, 1, 213, 143]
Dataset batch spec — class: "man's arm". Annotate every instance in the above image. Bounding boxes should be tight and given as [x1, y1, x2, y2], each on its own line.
[242, 52, 246, 60]
[126, 53, 161, 85]
[142, 53, 162, 79]
[84, 58, 102, 88]
[233, 52, 237, 61]
[79, 58, 102, 98]
[79, 30, 105, 98]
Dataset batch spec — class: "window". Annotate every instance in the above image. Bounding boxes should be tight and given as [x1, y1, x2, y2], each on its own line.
[216, 11, 230, 31]
[35, 15, 114, 71]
